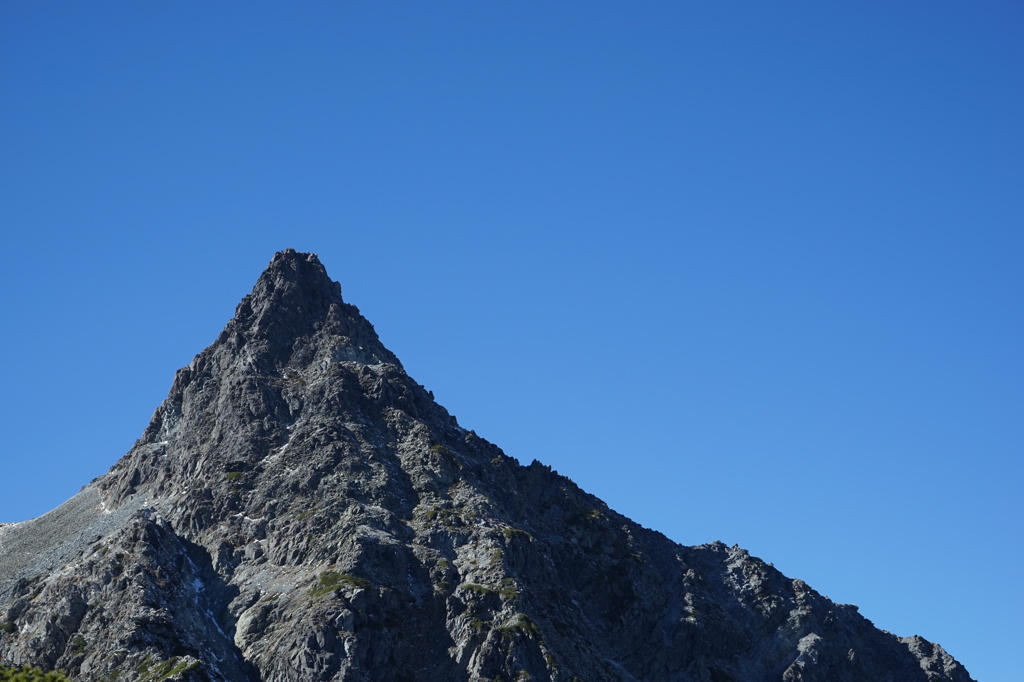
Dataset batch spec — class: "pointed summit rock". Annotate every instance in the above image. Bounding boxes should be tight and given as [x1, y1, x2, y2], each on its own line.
[220, 249, 396, 366]
[0, 251, 975, 682]
[102, 249, 414, 509]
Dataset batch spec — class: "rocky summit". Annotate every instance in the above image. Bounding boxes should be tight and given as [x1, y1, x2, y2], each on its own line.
[0, 250, 974, 682]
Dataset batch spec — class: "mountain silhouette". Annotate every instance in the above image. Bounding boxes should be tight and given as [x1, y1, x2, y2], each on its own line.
[0, 250, 975, 682]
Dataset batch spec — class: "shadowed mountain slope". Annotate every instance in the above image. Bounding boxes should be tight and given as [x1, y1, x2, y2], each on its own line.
[0, 250, 975, 682]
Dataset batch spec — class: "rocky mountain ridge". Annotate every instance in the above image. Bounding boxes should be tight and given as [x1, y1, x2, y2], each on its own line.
[0, 250, 975, 682]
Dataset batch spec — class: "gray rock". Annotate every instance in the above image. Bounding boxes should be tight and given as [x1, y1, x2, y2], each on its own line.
[0, 250, 976, 682]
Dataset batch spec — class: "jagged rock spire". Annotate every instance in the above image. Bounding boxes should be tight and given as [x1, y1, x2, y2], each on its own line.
[226, 250, 341, 347]
[214, 249, 400, 370]
[0, 251, 977, 682]
[104, 249, 409, 505]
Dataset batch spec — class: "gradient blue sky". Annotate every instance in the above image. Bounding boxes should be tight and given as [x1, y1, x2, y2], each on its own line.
[2, 3, 1021, 680]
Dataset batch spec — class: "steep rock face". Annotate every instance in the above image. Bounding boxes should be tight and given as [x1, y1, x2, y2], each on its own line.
[0, 250, 975, 682]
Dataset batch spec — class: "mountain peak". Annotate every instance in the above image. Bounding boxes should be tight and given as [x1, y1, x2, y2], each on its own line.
[0, 252, 976, 682]
[229, 249, 342, 344]
[255, 249, 339, 304]
[203, 248, 399, 371]
[97, 249, 410, 504]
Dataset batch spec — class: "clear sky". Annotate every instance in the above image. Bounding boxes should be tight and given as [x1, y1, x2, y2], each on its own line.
[1, 2, 1021, 680]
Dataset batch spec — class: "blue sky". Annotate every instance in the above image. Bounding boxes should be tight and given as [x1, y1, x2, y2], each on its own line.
[1, 2, 1021, 679]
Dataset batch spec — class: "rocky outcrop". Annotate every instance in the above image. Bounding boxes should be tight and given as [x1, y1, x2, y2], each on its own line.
[0, 250, 976, 681]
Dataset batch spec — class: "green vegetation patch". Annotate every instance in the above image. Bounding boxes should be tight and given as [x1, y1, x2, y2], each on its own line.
[429, 444, 451, 458]
[309, 570, 371, 597]
[460, 583, 495, 598]
[137, 655, 199, 682]
[497, 578, 519, 601]
[0, 621, 15, 633]
[0, 664, 72, 682]
[502, 527, 532, 542]
[424, 506, 463, 529]
[498, 613, 542, 640]
[70, 635, 87, 656]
